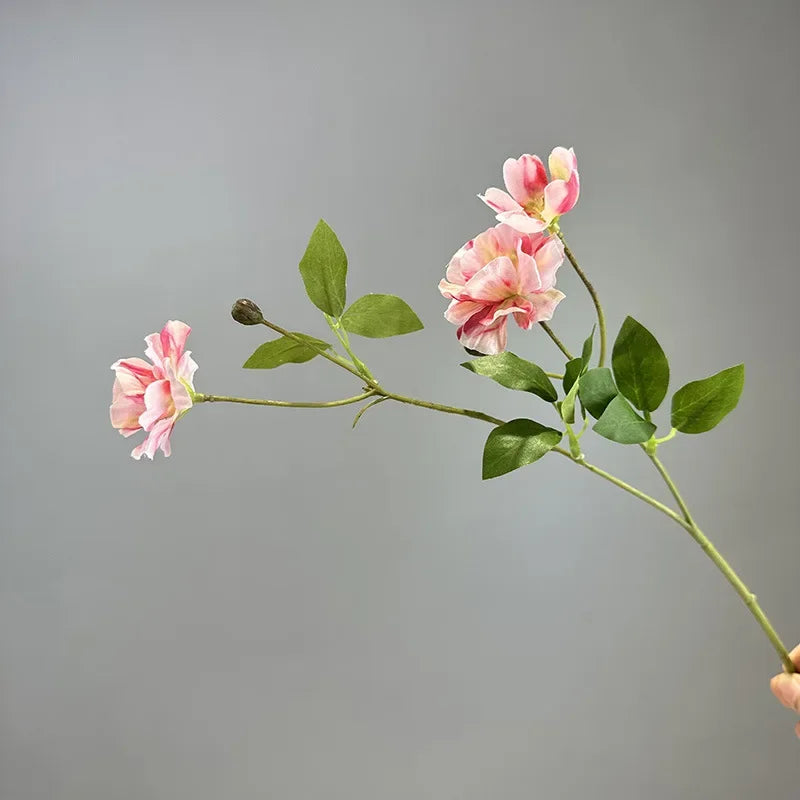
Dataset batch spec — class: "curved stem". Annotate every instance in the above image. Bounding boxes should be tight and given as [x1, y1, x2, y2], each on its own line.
[194, 391, 376, 409]
[539, 322, 574, 360]
[646, 451, 795, 673]
[556, 231, 608, 367]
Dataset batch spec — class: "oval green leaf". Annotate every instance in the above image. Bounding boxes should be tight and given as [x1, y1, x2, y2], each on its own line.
[611, 316, 670, 412]
[298, 219, 348, 317]
[579, 368, 618, 419]
[593, 395, 657, 444]
[461, 352, 557, 402]
[482, 419, 562, 479]
[243, 333, 331, 369]
[670, 364, 744, 434]
[341, 293, 423, 338]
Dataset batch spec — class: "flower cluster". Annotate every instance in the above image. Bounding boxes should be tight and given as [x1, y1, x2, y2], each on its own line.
[110, 320, 198, 459]
[439, 147, 579, 354]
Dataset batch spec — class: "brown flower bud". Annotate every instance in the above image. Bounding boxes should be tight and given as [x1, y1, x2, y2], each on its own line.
[231, 298, 264, 326]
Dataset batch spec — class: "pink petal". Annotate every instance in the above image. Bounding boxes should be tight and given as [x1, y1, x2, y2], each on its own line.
[502, 155, 547, 206]
[110, 358, 157, 395]
[495, 210, 547, 234]
[531, 235, 564, 289]
[458, 313, 508, 355]
[160, 320, 191, 361]
[443, 298, 486, 325]
[489, 296, 535, 326]
[138, 380, 175, 431]
[548, 147, 577, 182]
[478, 188, 521, 214]
[515, 244, 542, 295]
[177, 351, 198, 388]
[110, 390, 145, 432]
[528, 289, 566, 323]
[462, 256, 520, 303]
[543, 173, 580, 222]
[131, 418, 174, 460]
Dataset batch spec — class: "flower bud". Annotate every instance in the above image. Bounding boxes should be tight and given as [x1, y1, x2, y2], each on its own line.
[231, 298, 264, 326]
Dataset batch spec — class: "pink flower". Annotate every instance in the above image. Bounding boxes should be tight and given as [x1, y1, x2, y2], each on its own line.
[479, 147, 580, 233]
[110, 320, 198, 460]
[439, 224, 565, 354]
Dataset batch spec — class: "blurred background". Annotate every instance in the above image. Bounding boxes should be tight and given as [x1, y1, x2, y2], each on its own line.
[2, 0, 799, 797]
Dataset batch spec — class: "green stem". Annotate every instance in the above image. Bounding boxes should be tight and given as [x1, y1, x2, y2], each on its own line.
[259, 318, 368, 382]
[379, 389, 505, 427]
[326, 314, 376, 381]
[194, 391, 376, 409]
[539, 322, 574, 360]
[556, 231, 608, 367]
[247, 313, 792, 672]
[645, 451, 795, 674]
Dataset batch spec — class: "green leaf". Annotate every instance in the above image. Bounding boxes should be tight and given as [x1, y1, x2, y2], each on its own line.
[340, 293, 423, 338]
[561, 376, 580, 424]
[671, 364, 745, 434]
[611, 316, 670, 412]
[579, 368, 618, 419]
[581, 326, 595, 368]
[593, 395, 657, 444]
[563, 358, 584, 394]
[243, 333, 331, 369]
[298, 219, 348, 316]
[461, 352, 557, 402]
[482, 419, 562, 479]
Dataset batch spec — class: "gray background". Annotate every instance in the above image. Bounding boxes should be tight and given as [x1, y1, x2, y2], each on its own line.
[1, 0, 799, 797]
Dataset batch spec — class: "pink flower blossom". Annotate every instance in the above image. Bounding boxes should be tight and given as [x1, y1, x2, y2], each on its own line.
[439, 224, 566, 354]
[479, 147, 580, 233]
[110, 320, 198, 459]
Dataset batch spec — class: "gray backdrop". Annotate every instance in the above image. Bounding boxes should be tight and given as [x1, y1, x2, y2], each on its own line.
[2, 0, 799, 797]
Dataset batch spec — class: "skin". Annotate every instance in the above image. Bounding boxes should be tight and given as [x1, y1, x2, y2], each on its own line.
[770, 644, 800, 739]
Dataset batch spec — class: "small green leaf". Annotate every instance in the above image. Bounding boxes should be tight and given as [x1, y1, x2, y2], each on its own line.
[561, 376, 580, 424]
[581, 326, 595, 368]
[671, 364, 745, 434]
[593, 395, 657, 444]
[340, 293, 423, 338]
[611, 316, 670, 412]
[563, 358, 584, 394]
[461, 352, 557, 402]
[579, 368, 618, 419]
[298, 219, 348, 316]
[482, 419, 562, 479]
[243, 333, 331, 369]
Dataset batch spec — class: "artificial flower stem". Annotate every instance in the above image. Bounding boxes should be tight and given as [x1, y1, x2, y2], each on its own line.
[556, 230, 608, 367]
[258, 318, 368, 382]
[539, 322, 574, 360]
[193, 391, 377, 408]
[325, 314, 376, 381]
[645, 451, 796, 674]
[379, 390, 505, 427]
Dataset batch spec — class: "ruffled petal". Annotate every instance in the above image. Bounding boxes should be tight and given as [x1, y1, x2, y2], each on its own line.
[457, 313, 508, 355]
[531, 235, 564, 289]
[138, 380, 174, 431]
[462, 256, 520, 304]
